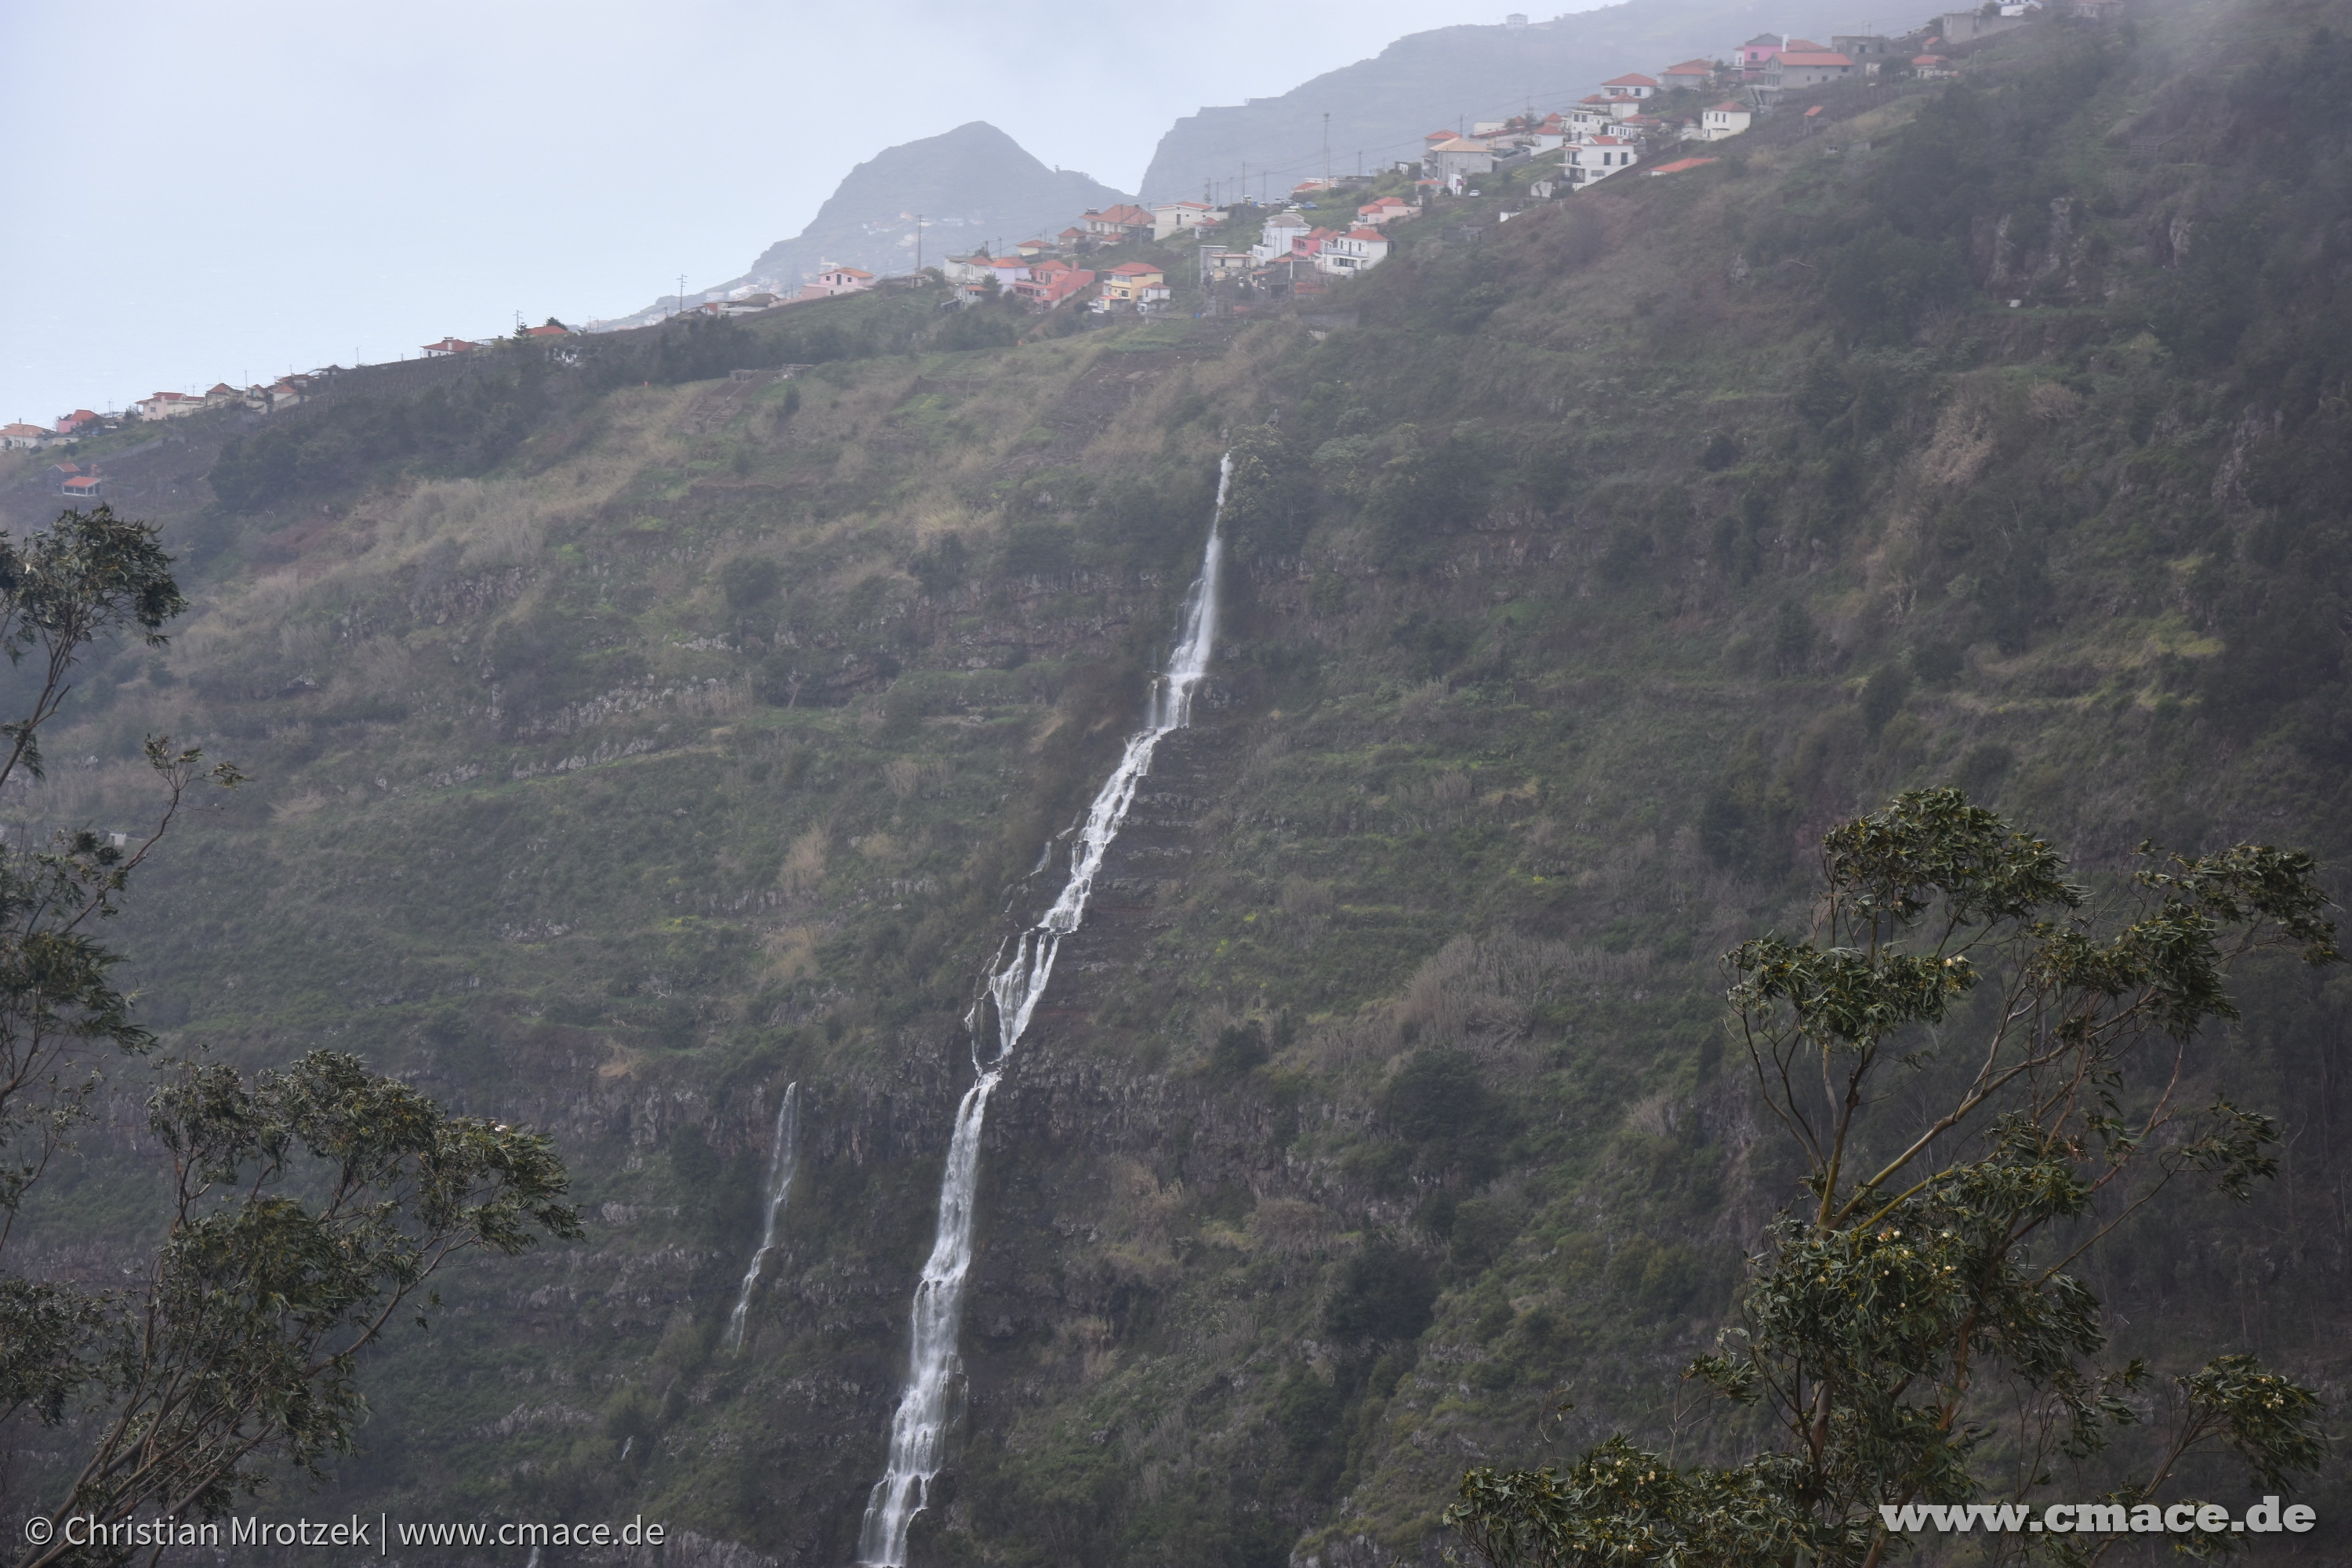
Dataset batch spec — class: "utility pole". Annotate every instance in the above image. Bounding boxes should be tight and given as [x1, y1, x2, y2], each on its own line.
[1322, 111, 1330, 191]
[915, 214, 924, 276]
[677, 273, 687, 320]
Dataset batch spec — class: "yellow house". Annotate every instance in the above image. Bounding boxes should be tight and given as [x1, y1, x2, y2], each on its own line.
[1099, 262, 1167, 304]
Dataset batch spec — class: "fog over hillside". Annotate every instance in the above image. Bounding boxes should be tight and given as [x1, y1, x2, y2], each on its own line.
[1138, 0, 1875, 201]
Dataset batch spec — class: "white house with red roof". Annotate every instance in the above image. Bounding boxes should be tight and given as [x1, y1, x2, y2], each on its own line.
[1316, 228, 1392, 276]
[798, 266, 875, 300]
[942, 252, 997, 285]
[1701, 102, 1754, 139]
[1, 423, 53, 450]
[1659, 58, 1717, 91]
[1602, 72, 1660, 99]
[132, 391, 203, 421]
[1082, 204, 1154, 243]
[421, 337, 478, 357]
[1565, 136, 1642, 185]
[1356, 195, 1416, 226]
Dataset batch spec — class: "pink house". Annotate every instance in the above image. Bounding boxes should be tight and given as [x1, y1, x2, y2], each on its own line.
[56, 409, 100, 435]
[1012, 261, 1095, 308]
[798, 266, 876, 301]
[133, 391, 202, 420]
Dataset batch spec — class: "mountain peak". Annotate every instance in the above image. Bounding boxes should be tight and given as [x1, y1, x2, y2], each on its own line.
[734, 122, 1130, 296]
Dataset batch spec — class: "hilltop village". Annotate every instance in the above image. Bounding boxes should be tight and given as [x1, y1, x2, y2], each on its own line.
[7, 0, 2105, 450]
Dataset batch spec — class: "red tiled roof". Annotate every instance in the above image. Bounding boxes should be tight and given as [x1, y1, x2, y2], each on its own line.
[1603, 73, 1660, 85]
[1664, 58, 1714, 71]
[63, 476, 100, 492]
[1343, 228, 1388, 241]
[1107, 262, 1163, 275]
[1708, 100, 1748, 111]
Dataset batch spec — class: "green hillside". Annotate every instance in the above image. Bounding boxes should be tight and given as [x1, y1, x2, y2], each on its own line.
[9, 0, 2352, 1562]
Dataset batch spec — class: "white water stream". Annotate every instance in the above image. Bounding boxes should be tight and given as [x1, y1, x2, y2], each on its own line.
[854, 456, 1232, 1566]
[726, 1082, 801, 1354]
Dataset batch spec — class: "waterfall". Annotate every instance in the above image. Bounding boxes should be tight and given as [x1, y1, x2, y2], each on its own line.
[854, 455, 1233, 1567]
[725, 1082, 801, 1354]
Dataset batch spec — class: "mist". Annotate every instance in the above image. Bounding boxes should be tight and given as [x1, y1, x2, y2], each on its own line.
[0, 0, 1541, 423]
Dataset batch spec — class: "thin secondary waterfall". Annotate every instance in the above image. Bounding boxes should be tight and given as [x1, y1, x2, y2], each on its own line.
[854, 456, 1232, 1567]
[725, 1082, 801, 1353]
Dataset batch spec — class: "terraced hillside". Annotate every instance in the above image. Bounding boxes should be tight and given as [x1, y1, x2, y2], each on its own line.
[5, 0, 2352, 1561]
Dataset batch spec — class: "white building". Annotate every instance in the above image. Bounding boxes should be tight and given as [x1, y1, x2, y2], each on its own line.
[798, 266, 876, 300]
[1250, 210, 1314, 263]
[1152, 201, 1227, 240]
[1700, 102, 1753, 139]
[1565, 136, 1641, 185]
[1425, 136, 1497, 191]
[1316, 227, 1392, 276]
[132, 392, 203, 421]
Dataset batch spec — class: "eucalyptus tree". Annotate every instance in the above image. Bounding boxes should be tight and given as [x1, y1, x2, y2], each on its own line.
[0, 508, 581, 1564]
[1451, 789, 2333, 1565]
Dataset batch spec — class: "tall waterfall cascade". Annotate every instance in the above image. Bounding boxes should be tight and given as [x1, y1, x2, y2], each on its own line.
[854, 456, 1233, 1567]
[726, 1083, 801, 1354]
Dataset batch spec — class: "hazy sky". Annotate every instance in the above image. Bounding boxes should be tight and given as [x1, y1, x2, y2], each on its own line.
[0, 0, 1567, 426]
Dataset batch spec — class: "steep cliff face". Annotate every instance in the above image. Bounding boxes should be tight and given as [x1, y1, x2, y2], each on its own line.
[12, 0, 2352, 1561]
